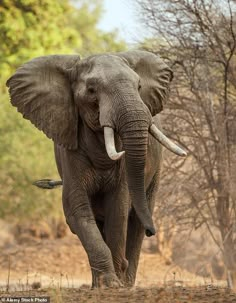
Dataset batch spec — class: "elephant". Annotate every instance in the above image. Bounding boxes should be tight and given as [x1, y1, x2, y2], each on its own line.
[6, 50, 186, 287]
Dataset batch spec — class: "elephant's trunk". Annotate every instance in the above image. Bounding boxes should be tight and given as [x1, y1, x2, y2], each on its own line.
[118, 110, 155, 237]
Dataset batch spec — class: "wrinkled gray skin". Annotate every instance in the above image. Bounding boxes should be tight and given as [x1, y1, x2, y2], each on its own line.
[7, 51, 173, 287]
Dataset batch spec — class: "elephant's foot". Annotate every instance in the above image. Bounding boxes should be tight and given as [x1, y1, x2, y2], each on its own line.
[93, 273, 123, 288]
[124, 272, 135, 288]
[115, 258, 129, 284]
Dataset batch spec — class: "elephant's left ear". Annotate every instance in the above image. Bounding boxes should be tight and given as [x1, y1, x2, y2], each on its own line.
[117, 50, 173, 116]
[6, 55, 80, 149]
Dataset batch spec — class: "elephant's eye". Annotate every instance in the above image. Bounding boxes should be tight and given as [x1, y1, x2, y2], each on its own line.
[138, 82, 142, 91]
[87, 87, 96, 94]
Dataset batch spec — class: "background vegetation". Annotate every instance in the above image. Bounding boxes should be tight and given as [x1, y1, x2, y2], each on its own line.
[0, 0, 126, 220]
[135, 0, 236, 289]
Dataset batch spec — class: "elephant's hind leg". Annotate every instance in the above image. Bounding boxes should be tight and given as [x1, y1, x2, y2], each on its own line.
[125, 172, 160, 286]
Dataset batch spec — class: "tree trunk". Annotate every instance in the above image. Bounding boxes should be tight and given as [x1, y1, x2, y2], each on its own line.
[220, 219, 236, 290]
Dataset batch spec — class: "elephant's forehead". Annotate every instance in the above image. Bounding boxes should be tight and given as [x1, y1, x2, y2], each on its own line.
[88, 55, 138, 81]
[90, 54, 124, 68]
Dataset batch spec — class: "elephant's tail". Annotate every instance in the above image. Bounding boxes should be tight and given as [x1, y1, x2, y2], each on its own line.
[33, 179, 63, 189]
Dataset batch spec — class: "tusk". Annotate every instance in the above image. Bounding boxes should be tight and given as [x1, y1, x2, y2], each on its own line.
[149, 124, 187, 157]
[104, 127, 125, 161]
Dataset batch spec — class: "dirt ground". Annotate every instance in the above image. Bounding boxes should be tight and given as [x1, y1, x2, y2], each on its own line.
[1, 286, 236, 303]
[0, 229, 235, 302]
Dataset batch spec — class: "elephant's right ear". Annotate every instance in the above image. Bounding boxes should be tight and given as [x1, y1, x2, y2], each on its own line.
[6, 55, 80, 150]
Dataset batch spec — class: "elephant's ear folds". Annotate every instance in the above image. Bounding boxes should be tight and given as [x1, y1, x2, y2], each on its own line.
[6, 55, 80, 149]
[118, 50, 173, 116]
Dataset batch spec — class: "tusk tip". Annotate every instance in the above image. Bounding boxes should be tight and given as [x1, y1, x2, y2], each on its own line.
[149, 124, 187, 157]
[110, 150, 125, 161]
[177, 149, 188, 157]
[178, 149, 187, 157]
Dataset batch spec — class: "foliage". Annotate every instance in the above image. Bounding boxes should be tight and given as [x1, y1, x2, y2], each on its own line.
[0, 0, 126, 79]
[0, 92, 63, 220]
[0, 0, 126, 221]
[0, 0, 78, 80]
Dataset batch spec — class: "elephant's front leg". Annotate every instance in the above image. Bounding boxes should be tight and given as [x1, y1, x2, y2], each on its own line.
[103, 185, 129, 284]
[63, 189, 121, 288]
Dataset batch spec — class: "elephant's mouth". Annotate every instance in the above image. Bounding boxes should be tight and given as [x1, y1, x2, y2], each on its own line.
[94, 116, 101, 128]
[86, 111, 102, 131]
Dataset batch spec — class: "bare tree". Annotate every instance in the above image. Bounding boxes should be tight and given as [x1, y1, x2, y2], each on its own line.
[136, 0, 236, 288]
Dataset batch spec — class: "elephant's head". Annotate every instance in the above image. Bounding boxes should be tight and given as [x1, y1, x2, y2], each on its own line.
[6, 50, 186, 237]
